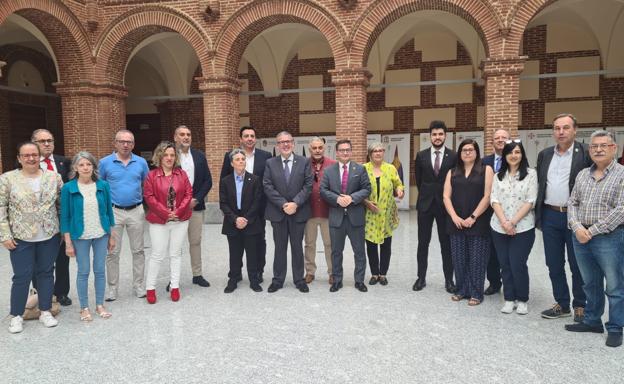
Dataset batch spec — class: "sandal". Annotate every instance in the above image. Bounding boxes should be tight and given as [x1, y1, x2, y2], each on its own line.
[468, 298, 481, 306]
[80, 308, 93, 322]
[451, 294, 465, 302]
[96, 305, 112, 319]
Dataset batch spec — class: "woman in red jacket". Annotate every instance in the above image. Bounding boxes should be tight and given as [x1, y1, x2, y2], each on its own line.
[143, 141, 193, 304]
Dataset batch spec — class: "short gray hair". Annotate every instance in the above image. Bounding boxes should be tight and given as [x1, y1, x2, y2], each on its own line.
[229, 148, 246, 163]
[69, 151, 99, 181]
[309, 136, 324, 147]
[31, 129, 53, 141]
[367, 142, 385, 158]
[590, 129, 616, 143]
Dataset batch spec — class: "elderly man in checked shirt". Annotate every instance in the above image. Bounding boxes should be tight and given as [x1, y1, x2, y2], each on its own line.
[565, 130, 624, 348]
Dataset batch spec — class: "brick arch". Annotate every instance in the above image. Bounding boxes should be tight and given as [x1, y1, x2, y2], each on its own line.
[506, 0, 560, 55]
[349, 0, 503, 69]
[214, 0, 348, 78]
[0, 44, 57, 92]
[0, 1, 91, 82]
[94, 6, 213, 85]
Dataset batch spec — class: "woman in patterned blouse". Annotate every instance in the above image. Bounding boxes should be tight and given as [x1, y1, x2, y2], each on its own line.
[60, 152, 116, 322]
[490, 140, 538, 315]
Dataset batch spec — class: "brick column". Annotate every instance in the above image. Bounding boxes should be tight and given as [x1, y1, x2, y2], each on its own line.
[330, 68, 372, 164]
[197, 75, 241, 204]
[481, 57, 526, 153]
[55, 82, 127, 159]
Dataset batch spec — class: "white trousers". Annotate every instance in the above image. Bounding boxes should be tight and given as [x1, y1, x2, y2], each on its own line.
[146, 221, 189, 290]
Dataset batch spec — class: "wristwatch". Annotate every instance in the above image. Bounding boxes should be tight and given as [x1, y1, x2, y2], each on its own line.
[470, 214, 476, 220]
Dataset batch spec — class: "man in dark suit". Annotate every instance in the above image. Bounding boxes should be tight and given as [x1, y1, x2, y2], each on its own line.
[32, 129, 71, 306]
[320, 139, 371, 293]
[173, 125, 212, 287]
[220, 126, 272, 281]
[413, 120, 457, 293]
[481, 128, 510, 295]
[536, 113, 592, 322]
[219, 148, 264, 293]
[263, 131, 312, 293]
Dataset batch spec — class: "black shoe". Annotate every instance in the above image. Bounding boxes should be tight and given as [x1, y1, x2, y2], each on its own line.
[379, 276, 388, 286]
[355, 282, 368, 292]
[369, 276, 379, 285]
[224, 280, 238, 294]
[267, 283, 281, 293]
[329, 282, 343, 292]
[57, 295, 72, 306]
[565, 322, 604, 333]
[296, 283, 309, 293]
[541, 303, 571, 319]
[250, 283, 263, 292]
[166, 282, 170, 292]
[445, 280, 457, 294]
[192, 275, 211, 287]
[412, 278, 426, 291]
[484, 285, 501, 295]
[606, 332, 623, 347]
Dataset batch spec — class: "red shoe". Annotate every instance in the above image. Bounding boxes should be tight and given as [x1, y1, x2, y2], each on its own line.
[146, 289, 157, 304]
[170, 288, 180, 302]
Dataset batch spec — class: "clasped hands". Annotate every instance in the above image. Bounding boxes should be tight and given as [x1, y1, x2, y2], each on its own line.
[336, 194, 353, 208]
[282, 202, 298, 215]
[575, 227, 592, 244]
[450, 215, 478, 230]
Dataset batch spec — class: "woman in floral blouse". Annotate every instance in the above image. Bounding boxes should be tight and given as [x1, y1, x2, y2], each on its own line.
[363, 142, 404, 286]
[1, 142, 63, 333]
[490, 140, 538, 315]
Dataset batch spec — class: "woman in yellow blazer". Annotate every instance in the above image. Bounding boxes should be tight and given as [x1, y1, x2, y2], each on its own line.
[363, 142, 404, 286]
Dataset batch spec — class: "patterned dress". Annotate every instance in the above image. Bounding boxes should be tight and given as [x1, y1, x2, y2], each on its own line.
[363, 162, 404, 244]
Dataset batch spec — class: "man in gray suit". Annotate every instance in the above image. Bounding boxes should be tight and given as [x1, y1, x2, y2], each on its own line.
[263, 131, 313, 293]
[320, 139, 372, 293]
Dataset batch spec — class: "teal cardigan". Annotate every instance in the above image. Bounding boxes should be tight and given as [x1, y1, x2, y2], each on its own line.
[60, 179, 115, 240]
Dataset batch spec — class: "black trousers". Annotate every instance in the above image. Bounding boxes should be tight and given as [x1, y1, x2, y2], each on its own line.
[416, 204, 453, 281]
[227, 233, 260, 284]
[32, 241, 70, 297]
[366, 237, 392, 276]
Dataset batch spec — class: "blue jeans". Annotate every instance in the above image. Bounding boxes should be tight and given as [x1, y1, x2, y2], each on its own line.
[572, 227, 624, 334]
[492, 229, 535, 302]
[9, 234, 60, 316]
[73, 235, 109, 308]
[541, 209, 585, 308]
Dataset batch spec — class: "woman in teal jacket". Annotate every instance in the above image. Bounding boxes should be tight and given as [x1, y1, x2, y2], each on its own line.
[60, 151, 115, 321]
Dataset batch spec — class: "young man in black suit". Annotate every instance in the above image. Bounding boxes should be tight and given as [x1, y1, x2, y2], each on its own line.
[32, 129, 72, 306]
[413, 121, 457, 293]
[220, 126, 272, 281]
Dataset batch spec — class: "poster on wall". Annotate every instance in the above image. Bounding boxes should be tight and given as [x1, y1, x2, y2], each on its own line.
[518, 129, 554, 168]
[455, 131, 484, 154]
[381, 134, 411, 210]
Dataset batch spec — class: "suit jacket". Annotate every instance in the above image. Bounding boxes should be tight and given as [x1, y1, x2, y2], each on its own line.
[482, 153, 496, 169]
[320, 161, 371, 227]
[263, 154, 312, 223]
[220, 148, 272, 181]
[53, 154, 70, 183]
[189, 148, 212, 211]
[535, 141, 592, 229]
[414, 147, 457, 212]
[219, 171, 263, 236]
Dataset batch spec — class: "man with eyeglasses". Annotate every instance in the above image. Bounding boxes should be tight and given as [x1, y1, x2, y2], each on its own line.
[303, 137, 335, 285]
[99, 129, 149, 300]
[481, 129, 511, 296]
[536, 113, 592, 322]
[565, 130, 624, 348]
[263, 131, 312, 293]
[31, 129, 72, 306]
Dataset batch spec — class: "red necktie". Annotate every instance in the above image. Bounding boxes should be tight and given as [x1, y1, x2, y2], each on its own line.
[43, 157, 54, 171]
[341, 164, 348, 194]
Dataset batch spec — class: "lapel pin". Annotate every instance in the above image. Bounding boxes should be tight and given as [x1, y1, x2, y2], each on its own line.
[575, 148, 579, 152]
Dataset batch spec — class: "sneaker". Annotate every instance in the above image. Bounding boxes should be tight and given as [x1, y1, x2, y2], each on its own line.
[8, 315, 23, 334]
[501, 301, 516, 314]
[573, 307, 585, 323]
[38, 311, 58, 328]
[541, 303, 571, 319]
[516, 302, 528, 315]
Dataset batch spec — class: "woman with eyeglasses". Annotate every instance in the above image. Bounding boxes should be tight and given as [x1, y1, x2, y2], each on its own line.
[443, 139, 494, 306]
[143, 141, 193, 304]
[490, 140, 537, 315]
[1, 142, 63, 333]
[363, 142, 404, 285]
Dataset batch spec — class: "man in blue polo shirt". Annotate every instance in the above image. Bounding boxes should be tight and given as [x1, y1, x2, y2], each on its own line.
[99, 129, 149, 300]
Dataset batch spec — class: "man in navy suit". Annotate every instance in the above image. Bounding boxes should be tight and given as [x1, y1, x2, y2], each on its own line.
[482, 128, 510, 295]
[413, 121, 457, 293]
[32, 129, 72, 306]
[220, 126, 272, 281]
[263, 131, 312, 293]
[174, 125, 212, 287]
[320, 139, 371, 293]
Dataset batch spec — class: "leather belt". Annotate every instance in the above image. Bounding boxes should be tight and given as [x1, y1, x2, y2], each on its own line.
[113, 202, 142, 210]
[546, 204, 567, 213]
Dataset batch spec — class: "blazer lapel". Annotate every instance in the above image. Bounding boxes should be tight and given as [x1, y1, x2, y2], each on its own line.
[241, 173, 252, 211]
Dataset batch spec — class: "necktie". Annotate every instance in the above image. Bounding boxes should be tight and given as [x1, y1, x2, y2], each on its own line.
[43, 157, 54, 171]
[283, 159, 291, 183]
[495, 156, 501, 172]
[341, 164, 348, 194]
[433, 151, 440, 176]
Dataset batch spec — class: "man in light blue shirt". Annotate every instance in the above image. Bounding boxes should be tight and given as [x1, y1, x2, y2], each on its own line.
[99, 129, 149, 300]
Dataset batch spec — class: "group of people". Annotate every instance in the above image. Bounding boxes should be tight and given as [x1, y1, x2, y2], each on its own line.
[1, 115, 622, 348]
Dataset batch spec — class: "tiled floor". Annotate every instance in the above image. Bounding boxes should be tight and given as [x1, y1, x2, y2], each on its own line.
[1, 211, 622, 383]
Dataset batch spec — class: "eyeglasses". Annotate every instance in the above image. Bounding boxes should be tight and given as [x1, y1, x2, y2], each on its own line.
[504, 139, 521, 144]
[461, 148, 476, 153]
[34, 139, 54, 144]
[371, 149, 385, 153]
[19, 154, 39, 159]
[589, 143, 615, 151]
[337, 148, 352, 153]
[116, 140, 134, 145]
[277, 140, 293, 145]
